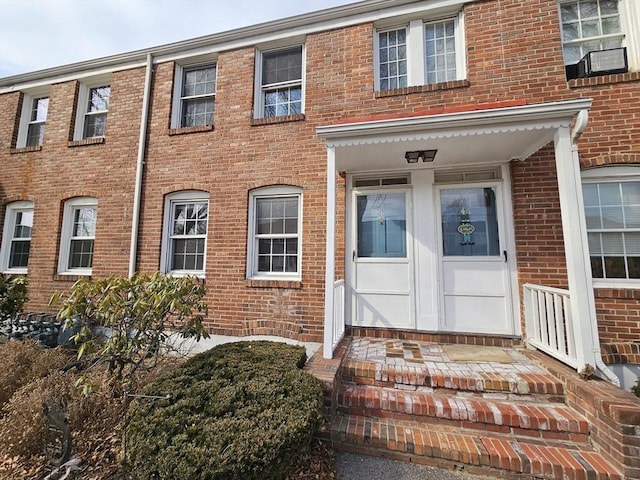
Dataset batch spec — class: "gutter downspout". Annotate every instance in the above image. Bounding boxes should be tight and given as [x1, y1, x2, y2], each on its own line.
[571, 109, 620, 387]
[128, 53, 153, 278]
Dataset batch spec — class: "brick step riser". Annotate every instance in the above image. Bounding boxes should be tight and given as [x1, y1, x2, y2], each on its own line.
[335, 406, 590, 443]
[331, 415, 622, 480]
[342, 370, 565, 397]
[336, 386, 588, 439]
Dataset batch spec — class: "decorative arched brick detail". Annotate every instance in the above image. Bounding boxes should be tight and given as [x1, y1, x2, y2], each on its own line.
[246, 180, 303, 192]
[160, 185, 210, 197]
[580, 153, 640, 170]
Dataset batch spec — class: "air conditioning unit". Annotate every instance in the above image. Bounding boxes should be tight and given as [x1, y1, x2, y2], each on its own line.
[577, 47, 628, 78]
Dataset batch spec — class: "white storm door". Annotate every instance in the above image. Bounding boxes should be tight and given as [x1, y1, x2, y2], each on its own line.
[438, 185, 514, 335]
[352, 189, 414, 329]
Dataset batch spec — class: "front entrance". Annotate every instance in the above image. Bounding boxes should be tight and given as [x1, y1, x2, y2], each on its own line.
[437, 184, 513, 334]
[349, 177, 514, 335]
[351, 188, 414, 329]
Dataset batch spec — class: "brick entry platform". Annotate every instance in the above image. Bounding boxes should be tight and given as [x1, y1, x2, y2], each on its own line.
[305, 333, 640, 479]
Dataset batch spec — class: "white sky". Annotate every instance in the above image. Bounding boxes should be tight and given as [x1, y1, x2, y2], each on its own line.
[0, 0, 362, 78]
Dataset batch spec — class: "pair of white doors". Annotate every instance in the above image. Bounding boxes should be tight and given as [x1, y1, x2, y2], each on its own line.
[351, 183, 514, 335]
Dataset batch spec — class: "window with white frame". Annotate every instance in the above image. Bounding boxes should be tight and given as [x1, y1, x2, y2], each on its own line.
[73, 82, 110, 140]
[58, 197, 97, 275]
[15, 90, 50, 148]
[247, 186, 302, 280]
[172, 64, 217, 128]
[0, 201, 34, 274]
[161, 191, 209, 276]
[256, 46, 304, 118]
[582, 167, 640, 283]
[559, 0, 639, 70]
[375, 13, 465, 91]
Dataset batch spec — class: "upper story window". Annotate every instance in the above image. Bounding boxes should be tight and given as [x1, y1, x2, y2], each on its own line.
[255, 46, 304, 119]
[58, 197, 97, 276]
[172, 64, 216, 128]
[0, 201, 34, 274]
[247, 186, 302, 280]
[375, 14, 465, 91]
[15, 90, 50, 148]
[582, 167, 640, 285]
[73, 79, 110, 140]
[161, 191, 209, 277]
[559, 0, 639, 74]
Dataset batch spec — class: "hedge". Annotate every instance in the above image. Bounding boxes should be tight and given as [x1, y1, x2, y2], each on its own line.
[124, 341, 324, 480]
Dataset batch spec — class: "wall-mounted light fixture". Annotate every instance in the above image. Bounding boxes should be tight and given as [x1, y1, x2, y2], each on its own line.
[405, 149, 437, 163]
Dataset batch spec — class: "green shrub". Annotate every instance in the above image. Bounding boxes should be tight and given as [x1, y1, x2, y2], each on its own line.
[125, 341, 324, 480]
[0, 274, 28, 320]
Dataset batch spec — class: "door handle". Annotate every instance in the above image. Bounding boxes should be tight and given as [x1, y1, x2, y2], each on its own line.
[353, 250, 356, 262]
[503, 250, 508, 263]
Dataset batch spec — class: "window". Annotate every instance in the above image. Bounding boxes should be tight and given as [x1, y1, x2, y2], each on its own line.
[375, 14, 465, 91]
[0, 201, 34, 273]
[256, 46, 304, 118]
[15, 90, 49, 148]
[172, 64, 216, 128]
[559, 0, 639, 70]
[161, 191, 209, 276]
[582, 168, 640, 283]
[247, 186, 302, 279]
[73, 81, 110, 140]
[58, 198, 97, 275]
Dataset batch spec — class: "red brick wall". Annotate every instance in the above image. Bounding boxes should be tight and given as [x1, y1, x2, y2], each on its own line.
[0, 0, 638, 344]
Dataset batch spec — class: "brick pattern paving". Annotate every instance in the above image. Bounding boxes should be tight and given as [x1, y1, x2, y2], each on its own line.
[316, 337, 626, 480]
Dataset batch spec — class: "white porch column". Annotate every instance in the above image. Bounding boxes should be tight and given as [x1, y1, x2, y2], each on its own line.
[323, 146, 337, 359]
[553, 126, 614, 381]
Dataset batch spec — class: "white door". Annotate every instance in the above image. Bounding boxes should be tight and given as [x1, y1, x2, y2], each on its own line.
[352, 189, 414, 329]
[437, 184, 514, 335]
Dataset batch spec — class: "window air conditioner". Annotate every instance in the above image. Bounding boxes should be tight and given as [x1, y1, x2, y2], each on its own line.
[577, 47, 628, 78]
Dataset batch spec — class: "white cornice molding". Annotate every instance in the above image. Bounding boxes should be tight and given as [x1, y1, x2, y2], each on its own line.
[316, 99, 594, 147]
[0, 0, 471, 93]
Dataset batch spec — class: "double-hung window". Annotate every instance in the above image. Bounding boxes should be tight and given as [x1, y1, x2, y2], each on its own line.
[375, 14, 465, 91]
[0, 201, 34, 274]
[15, 90, 49, 148]
[161, 191, 209, 276]
[26, 97, 49, 147]
[247, 186, 302, 280]
[582, 168, 640, 283]
[175, 64, 216, 128]
[559, 0, 639, 71]
[58, 198, 97, 275]
[73, 81, 110, 140]
[256, 46, 304, 118]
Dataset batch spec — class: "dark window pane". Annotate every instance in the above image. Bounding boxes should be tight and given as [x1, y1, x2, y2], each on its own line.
[628, 257, 640, 279]
[9, 240, 30, 268]
[590, 256, 604, 278]
[604, 256, 626, 278]
[26, 123, 45, 146]
[69, 239, 94, 268]
[83, 113, 107, 137]
[258, 255, 270, 272]
[285, 255, 297, 273]
[262, 47, 302, 85]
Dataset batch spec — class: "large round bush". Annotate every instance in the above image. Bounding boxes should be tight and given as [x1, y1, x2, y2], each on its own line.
[124, 341, 324, 480]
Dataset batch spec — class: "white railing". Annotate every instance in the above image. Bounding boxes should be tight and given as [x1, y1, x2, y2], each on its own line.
[523, 283, 578, 369]
[331, 280, 346, 350]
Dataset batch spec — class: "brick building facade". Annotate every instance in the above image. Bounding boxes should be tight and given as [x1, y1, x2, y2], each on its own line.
[1, 0, 639, 384]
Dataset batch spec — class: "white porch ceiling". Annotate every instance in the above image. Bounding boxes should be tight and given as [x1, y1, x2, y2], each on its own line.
[316, 99, 593, 172]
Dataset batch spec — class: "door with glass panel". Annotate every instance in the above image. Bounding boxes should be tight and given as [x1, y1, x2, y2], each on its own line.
[352, 189, 414, 329]
[437, 185, 513, 334]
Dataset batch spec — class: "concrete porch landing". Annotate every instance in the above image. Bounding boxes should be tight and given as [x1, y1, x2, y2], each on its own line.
[305, 335, 640, 479]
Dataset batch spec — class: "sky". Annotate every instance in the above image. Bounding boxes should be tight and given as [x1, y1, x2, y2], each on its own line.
[0, 0, 362, 78]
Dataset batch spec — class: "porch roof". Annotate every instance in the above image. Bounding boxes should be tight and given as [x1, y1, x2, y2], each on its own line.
[316, 98, 593, 172]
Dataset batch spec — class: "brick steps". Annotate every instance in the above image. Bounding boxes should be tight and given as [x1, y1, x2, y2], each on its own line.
[331, 414, 622, 480]
[341, 357, 565, 396]
[337, 384, 589, 441]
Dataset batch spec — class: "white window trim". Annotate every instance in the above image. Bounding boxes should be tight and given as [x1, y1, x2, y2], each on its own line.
[58, 197, 98, 276]
[253, 45, 306, 119]
[0, 201, 34, 274]
[16, 88, 50, 148]
[374, 11, 466, 91]
[582, 166, 640, 288]
[73, 76, 111, 141]
[559, 0, 640, 71]
[160, 191, 209, 278]
[247, 186, 303, 281]
[170, 62, 217, 129]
